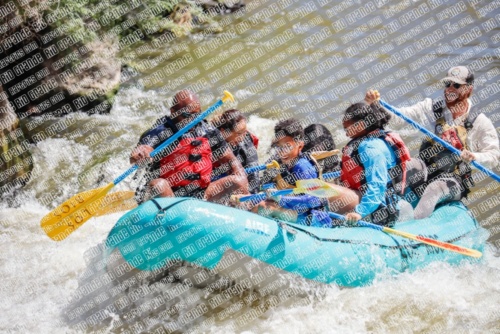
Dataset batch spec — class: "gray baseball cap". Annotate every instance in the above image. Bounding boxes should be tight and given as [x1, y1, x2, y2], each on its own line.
[442, 66, 474, 85]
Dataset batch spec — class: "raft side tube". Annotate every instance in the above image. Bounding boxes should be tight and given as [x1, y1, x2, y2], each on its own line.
[105, 198, 486, 286]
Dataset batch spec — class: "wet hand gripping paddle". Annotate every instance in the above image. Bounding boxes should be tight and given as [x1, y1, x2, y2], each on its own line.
[41, 91, 235, 241]
[328, 212, 482, 258]
[235, 152, 337, 181]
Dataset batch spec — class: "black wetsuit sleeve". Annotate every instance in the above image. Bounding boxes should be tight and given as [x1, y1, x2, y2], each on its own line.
[138, 122, 175, 149]
[136, 117, 176, 178]
[208, 127, 228, 152]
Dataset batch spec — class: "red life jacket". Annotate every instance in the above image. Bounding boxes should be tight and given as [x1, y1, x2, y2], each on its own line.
[249, 132, 259, 149]
[440, 128, 465, 150]
[417, 100, 479, 198]
[340, 130, 411, 195]
[159, 137, 212, 189]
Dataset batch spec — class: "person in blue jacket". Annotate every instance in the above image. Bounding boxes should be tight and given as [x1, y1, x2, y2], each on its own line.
[255, 118, 332, 226]
[333, 102, 411, 226]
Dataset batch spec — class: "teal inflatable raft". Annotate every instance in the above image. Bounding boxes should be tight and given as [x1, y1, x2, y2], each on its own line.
[105, 198, 488, 287]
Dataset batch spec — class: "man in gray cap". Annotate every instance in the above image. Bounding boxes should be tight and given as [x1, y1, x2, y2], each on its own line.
[365, 66, 500, 218]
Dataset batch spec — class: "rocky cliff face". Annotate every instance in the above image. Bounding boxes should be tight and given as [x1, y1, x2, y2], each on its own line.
[0, 84, 33, 194]
[0, 0, 244, 194]
[0, 1, 122, 118]
[0, 0, 245, 119]
[0, 0, 123, 194]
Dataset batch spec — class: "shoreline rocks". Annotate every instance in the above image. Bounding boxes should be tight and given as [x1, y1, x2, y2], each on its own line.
[0, 0, 244, 194]
[0, 84, 33, 194]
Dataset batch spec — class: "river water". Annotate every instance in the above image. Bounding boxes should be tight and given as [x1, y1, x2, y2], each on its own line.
[1, 0, 500, 332]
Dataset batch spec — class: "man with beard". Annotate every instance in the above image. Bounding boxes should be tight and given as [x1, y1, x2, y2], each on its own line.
[365, 66, 500, 218]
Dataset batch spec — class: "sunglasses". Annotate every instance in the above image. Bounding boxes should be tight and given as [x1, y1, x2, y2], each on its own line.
[444, 81, 462, 89]
[171, 108, 193, 118]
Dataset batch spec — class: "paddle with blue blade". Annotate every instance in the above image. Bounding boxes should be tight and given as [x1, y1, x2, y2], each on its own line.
[328, 212, 482, 258]
[41, 91, 235, 241]
[379, 99, 500, 183]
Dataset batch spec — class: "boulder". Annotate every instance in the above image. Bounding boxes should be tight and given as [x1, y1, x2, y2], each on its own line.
[0, 84, 34, 195]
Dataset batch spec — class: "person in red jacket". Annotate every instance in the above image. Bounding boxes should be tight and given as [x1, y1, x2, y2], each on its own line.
[130, 90, 248, 204]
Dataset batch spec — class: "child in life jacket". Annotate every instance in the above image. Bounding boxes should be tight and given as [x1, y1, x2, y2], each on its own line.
[255, 119, 332, 226]
[327, 102, 411, 226]
[212, 109, 260, 194]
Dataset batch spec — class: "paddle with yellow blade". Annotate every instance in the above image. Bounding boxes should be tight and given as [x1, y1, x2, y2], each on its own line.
[232, 178, 340, 203]
[309, 149, 340, 161]
[327, 212, 482, 258]
[41, 91, 235, 241]
[243, 160, 280, 174]
[95, 162, 280, 217]
[94, 191, 137, 217]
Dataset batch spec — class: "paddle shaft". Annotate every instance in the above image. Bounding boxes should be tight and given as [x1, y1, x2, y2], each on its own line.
[245, 163, 275, 174]
[113, 98, 227, 185]
[239, 178, 338, 203]
[328, 211, 481, 258]
[380, 100, 500, 183]
[41, 92, 233, 241]
[323, 171, 340, 179]
[211, 161, 279, 182]
[96, 162, 279, 215]
[239, 188, 293, 203]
